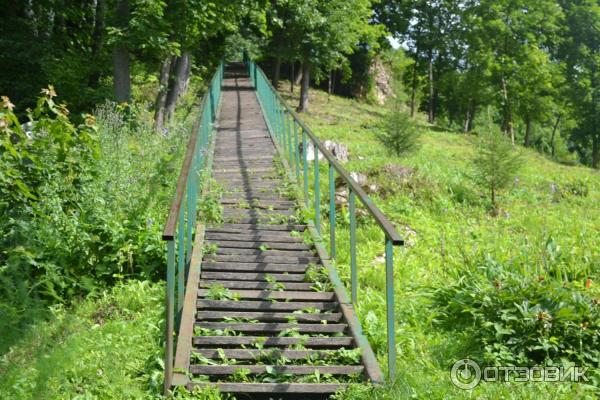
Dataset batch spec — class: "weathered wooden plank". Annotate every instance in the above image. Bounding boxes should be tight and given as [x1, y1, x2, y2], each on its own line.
[199, 280, 314, 291]
[201, 261, 308, 272]
[206, 254, 319, 264]
[207, 224, 306, 232]
[197, 289, 335, 301]
[197, 300, 338, 311]
[189, 365, 363, 376]
[195, 322, 346, 333]
[200, 271, 306, 282]
[205, 232, 302, 243]
[191, 349, 339, 360]
[222, 209, 296, 217]
[214, 248, 315, 257]
[186, 383, 347, 394]
[195, 311, 343, 323]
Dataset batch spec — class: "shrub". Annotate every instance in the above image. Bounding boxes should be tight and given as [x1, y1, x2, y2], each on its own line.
[0, 89, 190, 349]
[433, 260, 600, 370]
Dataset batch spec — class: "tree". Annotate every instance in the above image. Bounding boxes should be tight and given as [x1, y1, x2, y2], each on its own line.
[473, 115, 522, 214]
[378, 50, 420, 157]
[558, 0, 600, 168]
[111, 0, 131, 102]
[274, 0, 377, 112]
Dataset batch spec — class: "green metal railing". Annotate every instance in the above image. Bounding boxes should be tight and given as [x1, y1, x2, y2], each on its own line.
[161, 61, 223, 393]
[245, 59, 403, 381]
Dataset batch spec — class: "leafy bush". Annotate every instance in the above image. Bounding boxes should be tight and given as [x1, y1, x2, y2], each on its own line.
[0, 90, 190, 350]
[433, 260, 600, 370]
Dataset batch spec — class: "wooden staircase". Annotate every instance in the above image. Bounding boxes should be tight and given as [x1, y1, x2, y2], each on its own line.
[176, 64, 382, 398]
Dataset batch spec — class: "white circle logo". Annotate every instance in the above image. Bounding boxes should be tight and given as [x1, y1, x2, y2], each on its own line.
[451, 359, 481, 390]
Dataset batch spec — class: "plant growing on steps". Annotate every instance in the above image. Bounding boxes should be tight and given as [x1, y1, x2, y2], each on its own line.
[472, 118, 523, 214]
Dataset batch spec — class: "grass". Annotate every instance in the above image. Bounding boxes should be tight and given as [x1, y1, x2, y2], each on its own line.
[276, 81, 600, 399]
[0, 280, 165, 399]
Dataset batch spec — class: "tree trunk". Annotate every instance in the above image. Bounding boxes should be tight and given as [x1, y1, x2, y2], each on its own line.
[464, 99, 473, 132]
[524, 113, 532, 147]
[297, 59, 310, 113]
[550, 114, 561, 157]
[592, 135, 599, 169]
[467, 102, 476, 133]
[294, 64, 303, 85]
[113, 46, 131, 102]
[154, 57, 173, 134]
[165, 52, 191, 121]
[290, 62, 295, 93]
[410, 53, 419, 118]
[272, 55, 281, 88]
[89, 0, 106, 87]
[112, 0, 130, 102]
[327, 69, 333, 102]
[501, 76, 514, 144]
[428, 48, 434, 123]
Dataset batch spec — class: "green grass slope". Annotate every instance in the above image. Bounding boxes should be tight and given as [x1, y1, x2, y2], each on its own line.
[279, 83, 600, 399]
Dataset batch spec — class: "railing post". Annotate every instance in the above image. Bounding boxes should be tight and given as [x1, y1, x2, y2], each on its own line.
[302, 130, 309, 207]
[329, 163, 336, 259]
[349, 188, 357, 304]
[385, 237, 396, 381]
[164, 240, 175, 395]
[313, 143, 320, 235]
[293, 121, 300, 181]
[287, 113, 293, 164]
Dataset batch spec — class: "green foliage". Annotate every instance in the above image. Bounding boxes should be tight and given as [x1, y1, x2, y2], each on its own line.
[0, 90, 191, 351]
[379, 110, 421, 158]
[0, 280, 165, 399]
[433, 261, 600, 371]
[472, 122, 523, 212]
[280, 84, 600, 398]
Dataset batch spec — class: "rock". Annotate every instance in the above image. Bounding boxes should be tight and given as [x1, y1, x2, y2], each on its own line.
[299, 141, 323, 161]
[299, 140, 349, 162]
[382, 164, 414, 179]
[369, 58, 393, 105]
[323, 140, 349, 162]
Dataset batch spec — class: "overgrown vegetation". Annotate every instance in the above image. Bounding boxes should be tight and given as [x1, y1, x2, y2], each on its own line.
[280, 82, 600, 399]
[0, 86, 195, 353]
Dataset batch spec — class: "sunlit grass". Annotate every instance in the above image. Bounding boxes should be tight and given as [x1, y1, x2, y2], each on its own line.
[279, 82, 600, 399]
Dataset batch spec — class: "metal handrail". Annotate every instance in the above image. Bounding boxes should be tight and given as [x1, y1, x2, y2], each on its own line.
[161, 61, 224, 394]
[245, 59, 403, 382]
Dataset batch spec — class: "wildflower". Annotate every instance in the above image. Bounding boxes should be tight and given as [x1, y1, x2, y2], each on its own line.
[1, 96, 15, 111]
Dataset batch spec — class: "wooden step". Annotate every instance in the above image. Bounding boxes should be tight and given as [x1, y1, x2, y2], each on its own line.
[222, 209, 296, 217]
[207, 224, 306, 233]
[206, 255, 319, 264]
[192, 348, 352, 360]
[195, 311, 343, 323]
[186, 383, 347, 394]
[197, 289, 335, 301]
[197, 300, 338, 311]
[195, 322, 347, 333]
[205, 232, 303, 243]
[213, 248, 315, 257]
[190, 365, 363, 376]
[201, 271, 306, 282]
[199, 280, 314, 291]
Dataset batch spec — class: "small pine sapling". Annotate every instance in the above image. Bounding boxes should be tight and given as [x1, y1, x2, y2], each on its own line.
[472, 116, 522, 214]
[378, 62, 420, 158]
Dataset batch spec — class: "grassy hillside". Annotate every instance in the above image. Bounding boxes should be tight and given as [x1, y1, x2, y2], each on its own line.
[279, 84, 600, 399]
